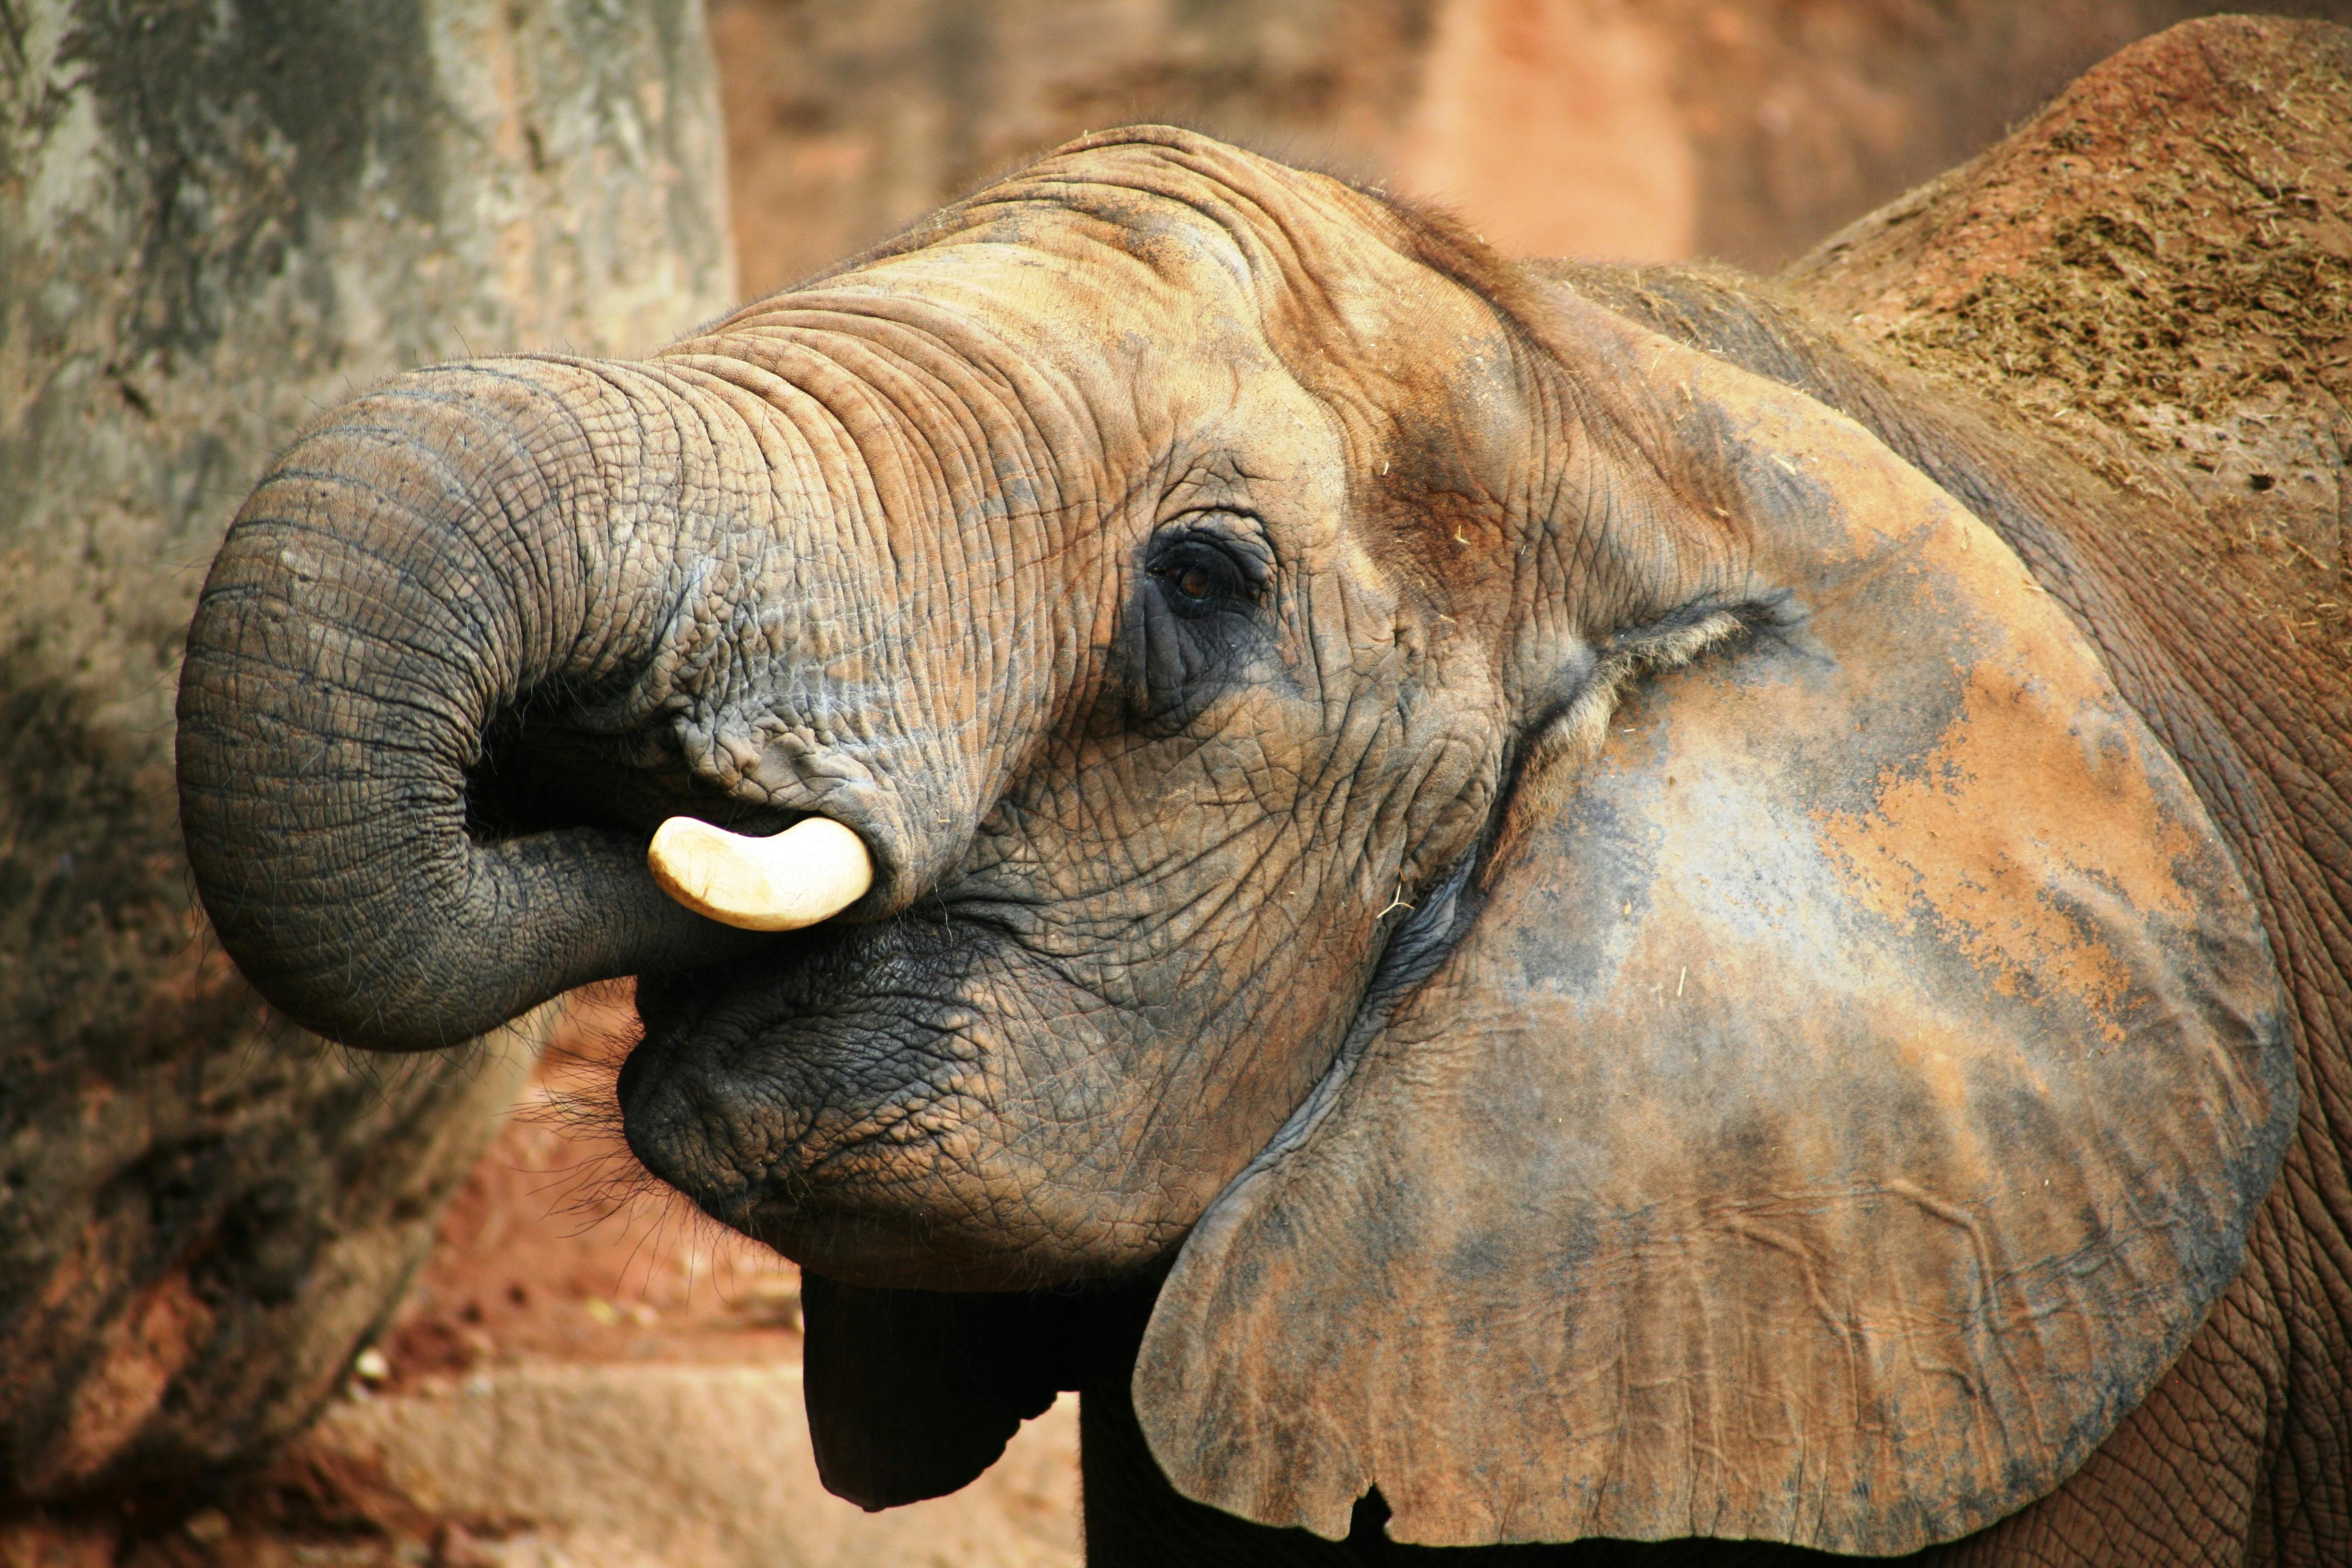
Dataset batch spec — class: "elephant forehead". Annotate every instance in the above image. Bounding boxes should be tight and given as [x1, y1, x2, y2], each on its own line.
[823, 163, 1518, 435]
[824, 251, 1379, 494]
[828, 190, 1285, 368]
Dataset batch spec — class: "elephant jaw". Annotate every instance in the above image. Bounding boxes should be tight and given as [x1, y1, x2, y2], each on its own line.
[611, 920, 1224, 1291]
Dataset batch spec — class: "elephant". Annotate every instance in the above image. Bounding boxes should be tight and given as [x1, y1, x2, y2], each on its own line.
[174, 38, 2350, 1567]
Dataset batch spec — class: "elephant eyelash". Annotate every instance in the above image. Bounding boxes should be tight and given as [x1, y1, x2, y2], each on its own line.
[1483, 604, 1759, 878]
[1542, 605, 1756, 773]
[1143, 530, 1268, 618]
[1123, 527, 1278, 729]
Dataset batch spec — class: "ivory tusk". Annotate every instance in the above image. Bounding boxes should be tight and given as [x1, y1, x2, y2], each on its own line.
[647, 815, 875, 932]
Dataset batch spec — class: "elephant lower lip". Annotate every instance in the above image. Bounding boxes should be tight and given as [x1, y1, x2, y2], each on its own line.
[613, 915, 1217, 1287]
[615, 1047, 760, 1230]
[615, 1020, 1192, 1290]
[612, 1019, 985, 1281]
[611, 1031, 655, 1115]
[618, 1069, 1089, 1289]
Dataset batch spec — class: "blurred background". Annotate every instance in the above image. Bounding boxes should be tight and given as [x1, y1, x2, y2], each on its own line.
[4, 2, 2348, 1564]
[710, 0, 2342, 292]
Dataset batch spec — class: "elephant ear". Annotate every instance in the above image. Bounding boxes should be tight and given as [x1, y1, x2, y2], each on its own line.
[1132, 297, 2294, 1553]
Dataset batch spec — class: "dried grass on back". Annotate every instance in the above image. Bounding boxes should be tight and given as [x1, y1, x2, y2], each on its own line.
[1796, 19, 2352, 671]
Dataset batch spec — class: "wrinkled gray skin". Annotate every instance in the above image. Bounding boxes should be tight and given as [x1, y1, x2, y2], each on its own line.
[178, 125, 2347, 1565]
[182, 131, 1583, 1291]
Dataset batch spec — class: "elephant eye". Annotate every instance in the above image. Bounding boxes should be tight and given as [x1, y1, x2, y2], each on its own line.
[1131, 524, 1270, 721]
[1147, 536, 1255, 617]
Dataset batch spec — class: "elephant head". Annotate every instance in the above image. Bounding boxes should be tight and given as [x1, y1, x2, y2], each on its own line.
[177, 129, 2293, 1553]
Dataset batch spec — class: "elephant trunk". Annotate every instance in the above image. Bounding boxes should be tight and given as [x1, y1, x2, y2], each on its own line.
[177, 360, 757, 1052]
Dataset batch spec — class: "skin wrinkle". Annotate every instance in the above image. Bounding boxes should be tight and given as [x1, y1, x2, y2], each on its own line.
[738, 310, 1087, 799]
[235, 596, 526, 818]
[783, 339, 1002, 544]
[781, 299, 1117, 532]
[540, 362, 757, 696]
[357, 443, 545, 698]
[228, 510, 485, 701]
[785, 303, 1114, 527]
[1016, 180, 1262, 302]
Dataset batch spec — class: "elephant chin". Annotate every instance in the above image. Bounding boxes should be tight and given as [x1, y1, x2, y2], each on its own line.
[617, 1059, 1144, 1291]
[612, 936, 1201, 1292]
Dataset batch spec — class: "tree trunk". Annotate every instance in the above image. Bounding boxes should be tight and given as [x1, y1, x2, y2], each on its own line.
[0, 0, 732, 1512]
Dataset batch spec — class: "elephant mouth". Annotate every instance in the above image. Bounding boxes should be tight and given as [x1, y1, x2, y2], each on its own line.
[614, 917, 1196, 1291]
[615, 852, 1493, 1292]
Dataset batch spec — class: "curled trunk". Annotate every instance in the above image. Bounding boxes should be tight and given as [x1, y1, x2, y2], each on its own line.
[177, 359, 755, 1051]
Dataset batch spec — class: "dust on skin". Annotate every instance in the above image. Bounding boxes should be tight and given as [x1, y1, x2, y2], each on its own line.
[1817, 648, 2201, 1034]
[1792, 18, 2352, 674]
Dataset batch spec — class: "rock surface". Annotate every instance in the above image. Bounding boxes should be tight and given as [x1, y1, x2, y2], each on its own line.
[263, 1367, 1077, 1568]
[0, 0, 732, 1517]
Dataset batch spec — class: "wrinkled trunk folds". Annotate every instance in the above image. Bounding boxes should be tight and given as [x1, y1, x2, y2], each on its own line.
[177, 360, 754, 1051]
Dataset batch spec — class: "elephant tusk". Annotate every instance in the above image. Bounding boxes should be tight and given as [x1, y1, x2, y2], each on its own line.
[647, 815, 874, 932]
